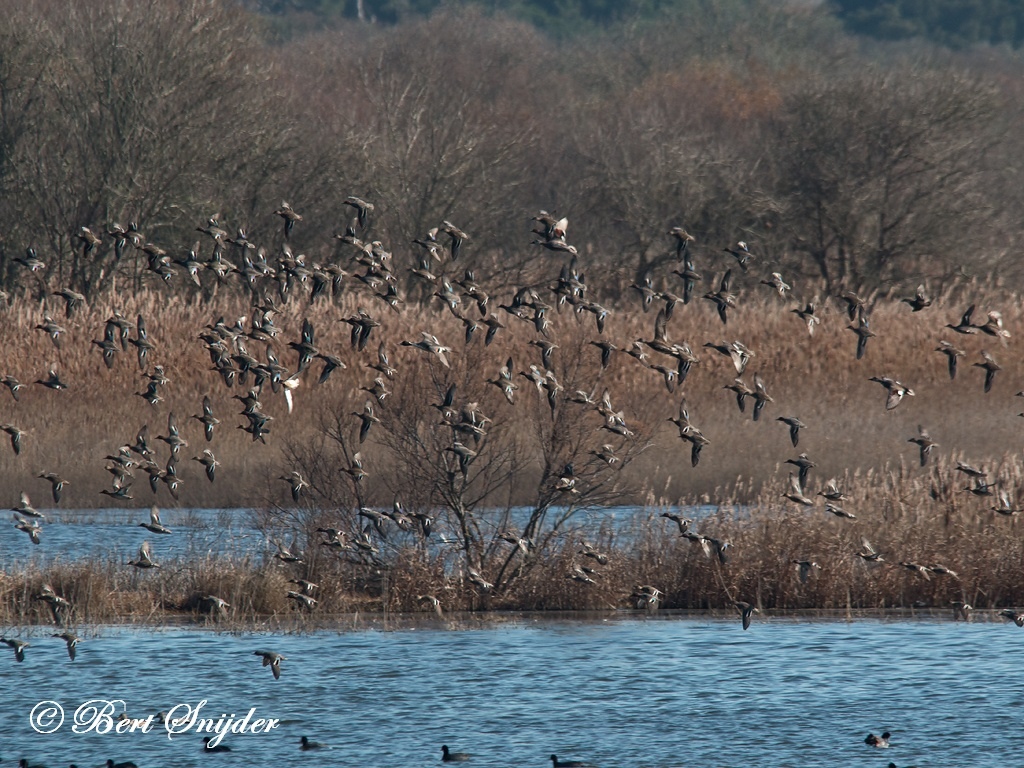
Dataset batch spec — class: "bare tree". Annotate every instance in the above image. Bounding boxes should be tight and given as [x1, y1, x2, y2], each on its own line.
[2, 0, 293, 299]
[775, 68, 1001, 290]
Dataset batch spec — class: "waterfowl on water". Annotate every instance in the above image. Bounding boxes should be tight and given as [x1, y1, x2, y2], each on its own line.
[301, 736, 326, 750]
[202, 736, 231, 752]
[865, 731, 891, 748]
[442, 746, 472, 762]
[550, 755, 588, 768]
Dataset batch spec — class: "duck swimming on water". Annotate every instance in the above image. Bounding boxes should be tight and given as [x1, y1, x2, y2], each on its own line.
[865, 731, 891, 747]
[441, 746, 471, 762]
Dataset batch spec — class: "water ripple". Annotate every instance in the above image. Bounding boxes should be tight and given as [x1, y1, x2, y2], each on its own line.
[0, 619, 1019, 767]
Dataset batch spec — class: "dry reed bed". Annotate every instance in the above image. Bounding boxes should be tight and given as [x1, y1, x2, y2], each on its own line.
[1, 272, 1023, 621]
[0, 277, 1021, 504]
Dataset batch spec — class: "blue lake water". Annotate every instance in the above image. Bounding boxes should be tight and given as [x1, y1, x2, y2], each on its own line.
[0, 617, 1019, 768]
[0, 508, 264, 567]
[0, 505, 719, 567]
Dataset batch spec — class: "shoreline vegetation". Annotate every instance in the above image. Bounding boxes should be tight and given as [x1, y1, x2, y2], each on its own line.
[1, 1, 1023, 628]
[2, 288, 1024, 625]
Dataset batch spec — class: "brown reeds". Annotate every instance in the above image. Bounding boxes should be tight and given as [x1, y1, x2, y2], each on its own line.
[2, 273, 1024, 623]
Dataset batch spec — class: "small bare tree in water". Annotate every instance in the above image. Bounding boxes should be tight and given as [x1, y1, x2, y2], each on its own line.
[265, 271, 657, 611]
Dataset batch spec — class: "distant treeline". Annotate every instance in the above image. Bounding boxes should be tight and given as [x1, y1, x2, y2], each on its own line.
[248, 0, 1024, 48]
[833, 0, 1024, 49]
[0, 0, 1022, 303]
[251, 0, 695, 31]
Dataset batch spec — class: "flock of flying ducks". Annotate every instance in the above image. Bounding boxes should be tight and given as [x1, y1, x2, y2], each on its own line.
[0, 194, 1020, 662]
